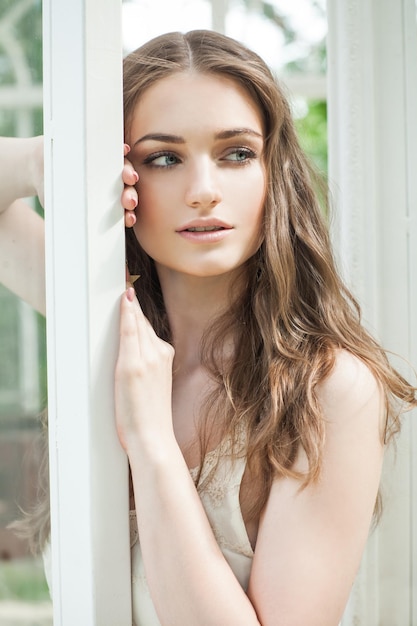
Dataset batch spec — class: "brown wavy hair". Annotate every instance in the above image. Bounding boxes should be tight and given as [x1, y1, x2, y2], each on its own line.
[124, 30, 416, 522]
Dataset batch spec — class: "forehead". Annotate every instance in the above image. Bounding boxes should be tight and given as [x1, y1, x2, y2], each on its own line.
[129, 72, 263, 139]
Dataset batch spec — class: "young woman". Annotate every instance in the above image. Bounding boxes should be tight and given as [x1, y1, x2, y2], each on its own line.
[1, 30, 416, 626]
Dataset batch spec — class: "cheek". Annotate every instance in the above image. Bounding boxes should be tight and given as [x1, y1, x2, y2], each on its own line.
[248, 177, 267, 249]
[132, 186, 159, 249]
[135, 180, 165, 228]
[136, 169, 181, 216]
[237, 170, 266, 228]
[132, 179, 178, 259]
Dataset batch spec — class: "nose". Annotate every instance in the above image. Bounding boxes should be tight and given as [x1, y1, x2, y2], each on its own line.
[185, 158, 222, 210]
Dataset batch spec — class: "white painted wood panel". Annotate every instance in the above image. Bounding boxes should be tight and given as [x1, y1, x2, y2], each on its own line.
[43, 0, 131, 623]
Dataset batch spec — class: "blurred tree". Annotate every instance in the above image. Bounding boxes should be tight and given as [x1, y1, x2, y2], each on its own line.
[240, 0, 297, 42]
[295, 99, 327, 174]
[239, 0, 328, 173]
[0, 0, 42, 135]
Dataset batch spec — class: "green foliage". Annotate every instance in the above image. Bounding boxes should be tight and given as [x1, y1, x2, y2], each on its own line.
[0, 287, 20, 395]
[37, 312, 48, 407]
[0, 109, 16, 136]
[295, 99, 327, 174]
[0, 43, 14, 85]
[18, 2, 43, 84]
[0, 0, 42, 85]
[0, 558, 49, 602]
[33, 106, 43, 136]
[285, 41, 326, 75]
[237, 1, 328, 175]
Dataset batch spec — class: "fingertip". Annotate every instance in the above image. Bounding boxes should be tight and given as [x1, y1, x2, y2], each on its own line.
[125, 211, 137, 228]
[126, 287, 135, 302]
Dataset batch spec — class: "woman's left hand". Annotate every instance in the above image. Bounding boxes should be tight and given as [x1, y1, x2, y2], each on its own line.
[115, 288, 175, 454]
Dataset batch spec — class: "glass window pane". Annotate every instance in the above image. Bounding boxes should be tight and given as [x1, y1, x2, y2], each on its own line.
[0, 0, 51, 623]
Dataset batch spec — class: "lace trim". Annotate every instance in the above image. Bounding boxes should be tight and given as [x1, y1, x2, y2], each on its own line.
[190, 422, 247, 479]
[129, 424, 248, 547]
[130, 510, 139, 548]
[212, 524, 254, 559]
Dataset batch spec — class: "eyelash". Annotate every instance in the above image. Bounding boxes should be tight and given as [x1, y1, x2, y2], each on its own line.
[223, 147, 257, 165]
[142, 151, 181, 168]
[142, 147, 258, 169]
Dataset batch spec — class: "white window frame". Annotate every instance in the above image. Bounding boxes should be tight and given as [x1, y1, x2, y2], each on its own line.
[327, 0, 417, 623]
[43, 0, 131, 623]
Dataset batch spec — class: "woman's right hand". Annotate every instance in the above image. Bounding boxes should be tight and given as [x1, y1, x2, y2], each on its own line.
[122, 143, 138, 228]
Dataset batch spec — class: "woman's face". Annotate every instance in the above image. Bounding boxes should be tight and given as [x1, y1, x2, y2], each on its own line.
[128, 71, 266, 282]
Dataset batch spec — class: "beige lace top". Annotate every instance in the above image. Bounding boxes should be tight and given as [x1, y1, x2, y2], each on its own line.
[130, 432, 254, 626]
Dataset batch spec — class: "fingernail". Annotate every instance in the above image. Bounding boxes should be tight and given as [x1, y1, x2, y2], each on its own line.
[130, 196, 138, 209]
[133, 172, 139, 183]
[127, 213, 137, 227]
[126, 287, 135, 302]
[124, 143, 131, 153]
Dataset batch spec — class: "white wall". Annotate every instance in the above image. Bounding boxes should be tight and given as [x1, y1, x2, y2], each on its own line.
[327, 0, 417, 623]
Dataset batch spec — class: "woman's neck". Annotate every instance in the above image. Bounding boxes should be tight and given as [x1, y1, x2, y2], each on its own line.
[156, 267, 239, 371]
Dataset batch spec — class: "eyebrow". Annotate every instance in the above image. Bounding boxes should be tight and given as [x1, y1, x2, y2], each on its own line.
[133, 128, 263, 146]
[215, 128, 263, 140]
[134, 133, 184, 146]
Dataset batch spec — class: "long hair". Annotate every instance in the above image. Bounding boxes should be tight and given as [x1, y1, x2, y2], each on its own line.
[124, 30, 416, 521]
[8, 409, 50, 553]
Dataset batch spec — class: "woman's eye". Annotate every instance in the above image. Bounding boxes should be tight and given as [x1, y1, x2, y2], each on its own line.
[144, 152, 180, 168]
[223, 148, 256, 164]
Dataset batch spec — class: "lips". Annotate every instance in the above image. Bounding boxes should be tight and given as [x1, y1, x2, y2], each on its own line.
[176, 219, 233, 243]
[177, 218, 233, 233]
[185, 225, 225, 232]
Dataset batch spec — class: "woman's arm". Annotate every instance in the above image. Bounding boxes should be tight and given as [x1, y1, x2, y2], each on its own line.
[116, 289, 260, 625]
[248, 351, 384, 625]
[116, 291, 385, 626]
[0, 136, 46, 314]
[0, 138, 138, 316]
[0, 136, 44, 213]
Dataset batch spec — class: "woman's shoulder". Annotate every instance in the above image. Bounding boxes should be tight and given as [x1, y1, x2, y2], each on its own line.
[319, 348, 380, 394]
[316, 348, 385, 431]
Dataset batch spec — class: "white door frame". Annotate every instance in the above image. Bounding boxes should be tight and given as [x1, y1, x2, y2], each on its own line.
[43, 0, 131, 622]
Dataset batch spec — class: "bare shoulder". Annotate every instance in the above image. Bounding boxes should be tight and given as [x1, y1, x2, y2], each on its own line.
[316, 349, 384, 431]
[318, 348, 380, 401]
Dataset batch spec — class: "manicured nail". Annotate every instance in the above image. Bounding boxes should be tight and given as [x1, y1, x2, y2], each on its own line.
[125, 214, 136, 228]
[126, 287, 135, 302]
[133, 171, 139, 183]
[124, 143, 131, 154]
